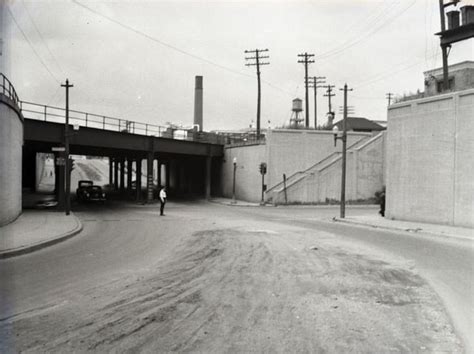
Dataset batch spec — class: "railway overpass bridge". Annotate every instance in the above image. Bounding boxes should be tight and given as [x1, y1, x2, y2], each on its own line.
[20, 101, 225, 206]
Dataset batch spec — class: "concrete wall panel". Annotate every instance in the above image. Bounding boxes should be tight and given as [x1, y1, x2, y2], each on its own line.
[454, 92, 474, 227]
[265, 129, 370, 188]
[386, 89, 474, 227]
[0, 99, 23, 225]
[222, 144, 266, 202]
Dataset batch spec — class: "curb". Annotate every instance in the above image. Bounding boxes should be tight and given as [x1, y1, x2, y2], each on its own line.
[208, 199, 261, 207]
[0, 214, 84, 259]
[333, 217, 472, 241]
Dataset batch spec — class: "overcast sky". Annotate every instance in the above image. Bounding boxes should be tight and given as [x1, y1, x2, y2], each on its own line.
[4, 0, 474, 131]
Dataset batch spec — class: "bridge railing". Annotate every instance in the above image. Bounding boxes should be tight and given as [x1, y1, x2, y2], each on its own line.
[1, 74, 20, 107]
[20, 101, 227, 145]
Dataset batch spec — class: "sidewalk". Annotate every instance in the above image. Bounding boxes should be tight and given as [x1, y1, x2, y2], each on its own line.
[0, 210, 83, 259]
[209, 197, 261, 207]
[334, 214, 473, 241]
[210, 198, 473, 240]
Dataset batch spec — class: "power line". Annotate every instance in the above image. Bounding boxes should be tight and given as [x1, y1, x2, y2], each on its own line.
[314, 2, 398, 60]
[8, 7, 60, 84]
[72, 0, 293, 98]
[314, 1, 417, 61]
[21, 0, 66, 77]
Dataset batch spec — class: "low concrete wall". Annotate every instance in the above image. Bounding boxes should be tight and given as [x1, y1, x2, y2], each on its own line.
[0, 96, 24, 225]
[386, 89, 474, 228]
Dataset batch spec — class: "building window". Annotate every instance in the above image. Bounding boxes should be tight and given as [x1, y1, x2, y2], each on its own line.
[437, 78, 454, 93]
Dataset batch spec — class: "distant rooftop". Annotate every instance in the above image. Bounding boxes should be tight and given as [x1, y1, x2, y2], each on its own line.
[424, 60, 474, 77]
[331, 117, 385, 132]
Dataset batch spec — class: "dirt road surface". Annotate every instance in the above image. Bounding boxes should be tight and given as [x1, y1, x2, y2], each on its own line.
[0, 202, 463, 353]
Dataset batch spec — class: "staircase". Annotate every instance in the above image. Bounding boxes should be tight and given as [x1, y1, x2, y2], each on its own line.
[265, 133, 384, 204]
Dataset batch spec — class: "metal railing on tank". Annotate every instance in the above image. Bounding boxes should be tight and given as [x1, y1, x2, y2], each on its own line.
[19, 100, 227, 145]
[0, 74, 20, 107]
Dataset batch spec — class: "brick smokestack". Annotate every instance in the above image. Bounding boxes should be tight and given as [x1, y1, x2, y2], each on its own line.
[194, 76, 203, 132]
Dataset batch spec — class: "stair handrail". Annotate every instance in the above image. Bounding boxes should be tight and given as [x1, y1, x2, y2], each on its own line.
[266, 136, 369, 194]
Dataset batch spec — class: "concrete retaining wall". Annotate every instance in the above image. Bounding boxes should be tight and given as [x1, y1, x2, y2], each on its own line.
[0, 96, 24, 225]
[265, 129, 370, 188]
[268, 132, 385, 204]
[386, 89, 474, 228]
[221, 129, 376, 203]
[222, 143, 266, 202]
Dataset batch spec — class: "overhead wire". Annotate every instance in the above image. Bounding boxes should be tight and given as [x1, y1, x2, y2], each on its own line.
[21, 0, 66, 77]
[314, 1, 397, 60]
[314, 1, 417, 61]
[8, 7, 60, 84]
[71, 0, 294, 97]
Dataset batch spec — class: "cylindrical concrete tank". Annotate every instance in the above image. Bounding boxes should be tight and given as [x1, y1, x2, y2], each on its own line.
[292, 98, 303, 112]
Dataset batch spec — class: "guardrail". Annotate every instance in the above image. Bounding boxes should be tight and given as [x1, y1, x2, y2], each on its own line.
[20, 100, 227, 145]
[0, 74, 20, 107]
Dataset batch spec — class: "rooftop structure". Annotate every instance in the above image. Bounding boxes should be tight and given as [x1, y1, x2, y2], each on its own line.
[424, 60, 474, 96]
[331, 117, 385, 133]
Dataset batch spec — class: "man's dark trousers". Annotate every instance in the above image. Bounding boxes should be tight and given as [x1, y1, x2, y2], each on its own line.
[160, 199, 166, 215]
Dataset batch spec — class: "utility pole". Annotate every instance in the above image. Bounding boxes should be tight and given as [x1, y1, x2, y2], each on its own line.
[245, 49, 269, 140]
[307, 76, 326, 129]
[298, 52, 315, 128]
[386, 92, 393, 106]
[338, 83, 353, 219]
[323, 84, 336, 126]
[61, 79, 73, 216]
[438, 0, 461, 91]
[439, 0, 449, 91]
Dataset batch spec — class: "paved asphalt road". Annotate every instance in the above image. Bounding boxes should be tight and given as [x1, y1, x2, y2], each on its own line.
[1, 202, 472, 352]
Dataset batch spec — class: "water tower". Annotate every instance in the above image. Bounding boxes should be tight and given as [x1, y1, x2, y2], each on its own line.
[289, 98, 304, 128]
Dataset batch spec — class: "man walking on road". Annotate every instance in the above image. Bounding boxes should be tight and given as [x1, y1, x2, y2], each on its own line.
[159, 186, 167, 216]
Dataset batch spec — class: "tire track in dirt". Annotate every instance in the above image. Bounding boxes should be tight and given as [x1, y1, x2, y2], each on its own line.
[3, 227, 462, 353]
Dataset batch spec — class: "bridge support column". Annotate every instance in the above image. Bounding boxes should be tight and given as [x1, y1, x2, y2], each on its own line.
[136, 158, 142, 202]
[205, 156, 211, 199]
[120, 157, 125, 192]
[113, 158, 119, 191]
[166, 161, 171, 190]
[127, 158, 132, 194]
[146, 152, 154, 202]
[109, 157, 113, 186]
[157, 162, 162, 188]
[22, 147, 36, 192]
[56, 154, 65, 209]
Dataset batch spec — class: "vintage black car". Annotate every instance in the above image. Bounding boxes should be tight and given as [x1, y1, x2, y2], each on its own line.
[76, 180, 106, 202]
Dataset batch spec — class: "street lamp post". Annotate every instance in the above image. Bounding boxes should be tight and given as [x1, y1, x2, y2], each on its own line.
[232, 157, 237, 204]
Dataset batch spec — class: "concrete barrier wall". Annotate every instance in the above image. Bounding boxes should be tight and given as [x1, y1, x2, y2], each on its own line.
[386, 89, 474, 228]
[222, 144, 266, 202]
[0, 97, 24, 225]
[265, 129, 370, 188]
